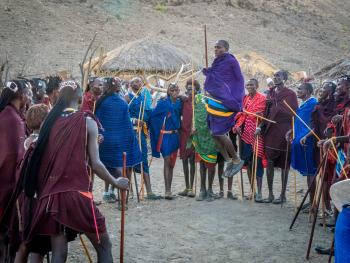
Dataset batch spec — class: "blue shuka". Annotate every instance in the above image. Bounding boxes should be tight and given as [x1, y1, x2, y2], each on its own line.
[149, 96, 182, 158]
[291, 97, 318, 176]
[128, 92, 151, 174]
[95, 93, 141, 168]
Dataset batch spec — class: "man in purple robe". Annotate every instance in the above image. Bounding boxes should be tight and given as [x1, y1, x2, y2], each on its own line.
[203, 40, 245, 178]
[256, 70, 298, 204]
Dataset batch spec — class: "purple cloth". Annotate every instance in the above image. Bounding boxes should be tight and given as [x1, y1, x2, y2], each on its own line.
[203, 53, 244, 135]
[207, 113, 236, 136]
[203, 53, 244, 111]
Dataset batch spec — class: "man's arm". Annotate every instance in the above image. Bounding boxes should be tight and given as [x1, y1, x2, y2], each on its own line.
[86, 117, 129, 190]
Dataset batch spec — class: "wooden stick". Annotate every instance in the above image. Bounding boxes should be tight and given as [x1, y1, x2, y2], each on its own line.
[328, 237, 334, 263]
[120, 152, 127, 263]
[244, 110, 277, 124]
[283, 100, 321, 141]
[133, 171, 140, 203]
[281, 141, 290, 208]
[306, 153, 328, 260]
[240, 170, 244, 201]
[293, 170, 297, 212]
[204, 25, 208, 68]
[251, 134, 259, 203]
[289, 154, 327, 230]
[79, 33, 97, 89]
[140, 96, 147, 200]
[191, 61, 198, 195]
[330, 139, 348, 179]
[135, 99, 143, 203]
[237, 136, 244, 200]
[128, 87, 143, 106]
[79, 235, 93, 263]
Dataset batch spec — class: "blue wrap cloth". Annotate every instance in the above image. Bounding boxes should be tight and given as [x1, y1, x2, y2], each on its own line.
[149, 96, 182, 158]
[95, 93, 141, 168]
[128, 92, 151, 174]
[291, 97, 318, 176]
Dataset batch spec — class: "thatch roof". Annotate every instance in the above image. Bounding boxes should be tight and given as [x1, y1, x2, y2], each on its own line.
[99, 39, 198, 73]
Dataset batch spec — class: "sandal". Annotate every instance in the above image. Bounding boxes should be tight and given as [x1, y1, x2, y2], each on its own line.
[196, 191, 207, 201]
[227, 191, 238, 200]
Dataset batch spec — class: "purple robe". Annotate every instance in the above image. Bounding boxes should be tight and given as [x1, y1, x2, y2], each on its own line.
[203, 53, 244, 135]
[263, 87, 298, 168]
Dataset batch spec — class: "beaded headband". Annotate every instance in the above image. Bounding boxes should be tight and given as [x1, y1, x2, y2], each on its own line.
[58, 80, 79, 92]
[5, 81, 18, 92]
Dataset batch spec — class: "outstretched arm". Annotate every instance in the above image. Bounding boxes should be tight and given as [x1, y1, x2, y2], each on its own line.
[86, 117, 129, 190]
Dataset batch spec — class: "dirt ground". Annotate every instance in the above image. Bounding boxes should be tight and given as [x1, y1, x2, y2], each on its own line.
[67, 157, 332, 263]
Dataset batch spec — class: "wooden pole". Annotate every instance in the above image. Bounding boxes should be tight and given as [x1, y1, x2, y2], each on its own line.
[244, 110, 277, 124]
[306, 154, 328, 260]
[135, 99, 144, 203]
[283, 100, 321, 141]
[133, 171, 140, 203]
[120, 152, 127, 263]
[328, 237, 334, 263]
[251, 134, 259, 203]
[140, 96, 146, 200]
[204, 25, 208, 69]
[191, 61, 198, 195]
[289, 154, 327, 230]
[79, 235, 93, 263]
[281, 139, 290, 208]
[293, 170, 297, 212]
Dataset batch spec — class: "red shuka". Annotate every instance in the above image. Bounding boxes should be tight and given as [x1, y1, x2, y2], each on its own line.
[25, 111, 105, 253]
[0, 105, 26, 221]
[179, 97, 194, 159]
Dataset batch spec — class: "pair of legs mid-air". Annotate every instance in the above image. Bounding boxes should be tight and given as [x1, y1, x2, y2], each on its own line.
[212, 134, 244, 178]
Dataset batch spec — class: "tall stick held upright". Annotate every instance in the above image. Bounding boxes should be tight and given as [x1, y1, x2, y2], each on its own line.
[204, 25, 208, 69]
[120, 152, 127, 263]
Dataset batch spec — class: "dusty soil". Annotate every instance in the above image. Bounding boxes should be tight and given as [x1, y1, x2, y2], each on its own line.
[66, 158, 332, 263]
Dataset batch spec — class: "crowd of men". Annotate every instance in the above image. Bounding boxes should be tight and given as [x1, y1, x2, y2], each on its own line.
[0, 39, 349, 262]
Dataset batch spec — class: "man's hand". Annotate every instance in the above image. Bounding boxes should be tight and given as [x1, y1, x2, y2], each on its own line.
[113, 177, 129, 190]
[317, 139, 326, 148]
[332, 114, 342, 124]
[254, 127, 261, 137]
[300, 136, 307, 146]
[97, 134, 104, 144]
[136, 119, 144, 127]
[232, 126, 241, 135]
[191, 128, 197, 135]
[322, 139, 334, 152]
[285, 129, 292, 142]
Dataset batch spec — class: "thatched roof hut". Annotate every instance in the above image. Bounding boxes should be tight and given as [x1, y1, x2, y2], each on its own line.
[88, 39, 198, 79]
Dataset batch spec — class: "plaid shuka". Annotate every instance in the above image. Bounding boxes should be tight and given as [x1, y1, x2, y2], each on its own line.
[192, 94, 217, 163]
